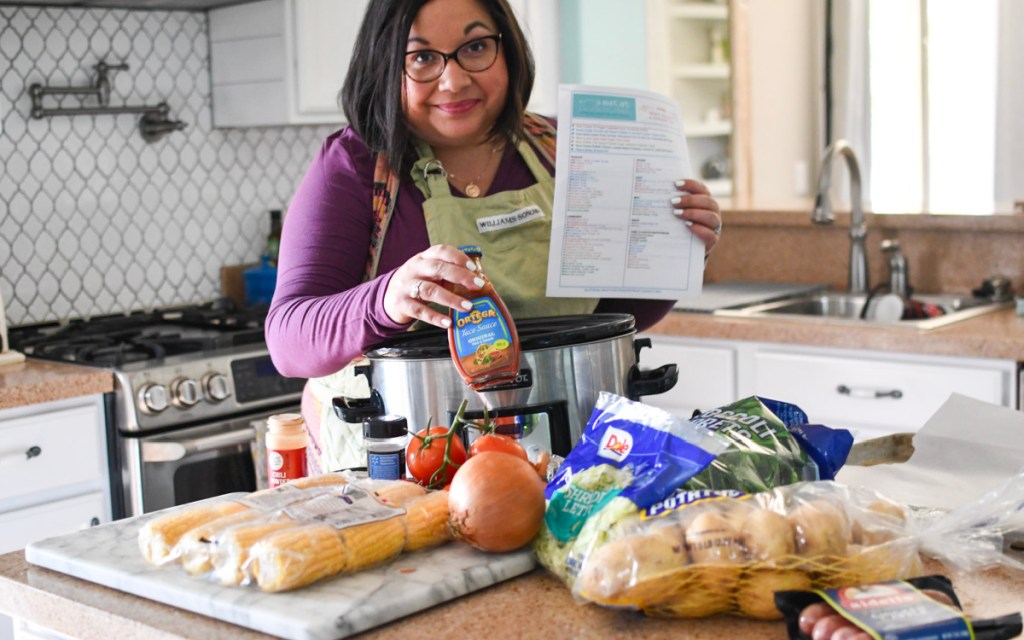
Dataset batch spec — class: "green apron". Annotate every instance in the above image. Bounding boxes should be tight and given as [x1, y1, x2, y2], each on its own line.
[306, 135, 597, 474]
[411, 138, 598, 320]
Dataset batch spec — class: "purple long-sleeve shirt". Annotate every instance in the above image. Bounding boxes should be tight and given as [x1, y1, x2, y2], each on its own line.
[266, 126, 675, 378]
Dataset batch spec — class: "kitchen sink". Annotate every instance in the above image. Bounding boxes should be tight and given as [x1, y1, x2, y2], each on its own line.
[715, 291, 1010, 329]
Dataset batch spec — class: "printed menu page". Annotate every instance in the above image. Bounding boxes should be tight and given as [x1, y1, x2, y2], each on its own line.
[546, 84, 704, 301]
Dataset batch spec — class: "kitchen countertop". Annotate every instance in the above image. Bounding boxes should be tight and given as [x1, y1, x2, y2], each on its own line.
[648, 307, 1024, 361]
[1, 550, 1022, 639]
[0, 307, 1020, 415]
[0, 359, 113, 411]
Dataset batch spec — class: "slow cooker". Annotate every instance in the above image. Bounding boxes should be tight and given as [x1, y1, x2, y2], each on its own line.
[359, 314, 677, 457]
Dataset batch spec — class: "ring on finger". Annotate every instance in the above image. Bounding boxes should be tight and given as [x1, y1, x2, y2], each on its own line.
[410, 280, 423, 301]
[713, 221, 723, 235]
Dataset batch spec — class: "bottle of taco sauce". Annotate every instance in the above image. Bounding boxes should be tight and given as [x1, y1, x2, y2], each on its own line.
[448, 245, 521, 391]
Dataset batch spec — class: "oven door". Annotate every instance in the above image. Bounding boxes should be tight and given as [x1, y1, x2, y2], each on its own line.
[131, 405, 299, 516]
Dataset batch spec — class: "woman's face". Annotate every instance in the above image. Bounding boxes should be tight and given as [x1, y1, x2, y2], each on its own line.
[403, 0, 509, 151]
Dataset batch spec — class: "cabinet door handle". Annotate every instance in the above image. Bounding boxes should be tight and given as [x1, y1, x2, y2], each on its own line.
[0, 445, 42, 466]
[837, 384, 903, 399]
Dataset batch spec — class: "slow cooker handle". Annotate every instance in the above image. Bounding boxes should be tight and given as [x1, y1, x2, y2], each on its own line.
[626, 363, 679, 400]
[627, 337, 678, 400]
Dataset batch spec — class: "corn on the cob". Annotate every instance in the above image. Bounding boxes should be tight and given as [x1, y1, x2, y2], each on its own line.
[370, 480, 427, 507]
[338, 516, 407, 573]
[250, 524, 349, 593]
[139, 501, 249, 564]
[402, 490, 452, 552]
[210, 516, 307, 585]
[139, 473, 348, 566]
[175, 510, 264, 575]
[252, 515, 408, 592]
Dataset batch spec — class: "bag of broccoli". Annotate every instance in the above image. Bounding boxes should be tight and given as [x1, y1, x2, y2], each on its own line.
[684, 396, 821, 493]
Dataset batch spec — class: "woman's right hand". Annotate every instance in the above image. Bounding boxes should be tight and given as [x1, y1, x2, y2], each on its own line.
[383, 244, 486, 329]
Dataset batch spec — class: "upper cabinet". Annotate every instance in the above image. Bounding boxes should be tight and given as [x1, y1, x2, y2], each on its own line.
[209, 0, 369, 127]
[645, 0, 747, 198]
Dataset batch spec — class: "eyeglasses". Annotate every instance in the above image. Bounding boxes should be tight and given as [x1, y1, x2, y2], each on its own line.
[404, 34, 502, 83]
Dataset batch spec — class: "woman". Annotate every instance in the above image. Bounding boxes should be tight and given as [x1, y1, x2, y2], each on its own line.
[266, 0, 722, 473]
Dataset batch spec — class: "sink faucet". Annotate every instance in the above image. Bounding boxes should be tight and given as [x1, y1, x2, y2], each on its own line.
[881, 239, 910, 298]
[811, 140, 868, 294]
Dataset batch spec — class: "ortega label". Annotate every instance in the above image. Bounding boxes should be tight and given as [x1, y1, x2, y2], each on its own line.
[451, 297, 513, 360]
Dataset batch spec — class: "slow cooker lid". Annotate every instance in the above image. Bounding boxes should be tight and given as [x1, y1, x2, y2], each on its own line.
[366, 313, 636, 359]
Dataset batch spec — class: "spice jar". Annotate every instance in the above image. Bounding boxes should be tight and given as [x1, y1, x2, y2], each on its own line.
[363, 415, 409, 480]
[266, 413, 308, 488]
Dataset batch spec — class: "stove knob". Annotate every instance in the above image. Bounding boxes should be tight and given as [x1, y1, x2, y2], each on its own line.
[171, 377, 201, 408]
[138, 383, 169, 414]
[203, 373, 231, 402]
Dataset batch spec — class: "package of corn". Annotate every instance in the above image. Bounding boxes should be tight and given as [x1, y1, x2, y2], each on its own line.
[248, 484, 451, 592]
[140, 473, 451, 592]
[138, 472, 349, 564]
[568, 481, 926, 620]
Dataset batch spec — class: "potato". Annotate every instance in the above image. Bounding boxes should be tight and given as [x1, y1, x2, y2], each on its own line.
[644, 564, 742, 618]
[838, 541, 923, 586]
[576, 524, 687, 607]
[740, 508, 796, 563]
[851, 499, 908, 545]
[789, 499, 850, 559]
[685, 511, 744, 564]
[735, 568, 812, 620]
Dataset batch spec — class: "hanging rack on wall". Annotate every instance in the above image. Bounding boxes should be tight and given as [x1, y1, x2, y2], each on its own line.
[28, 60, 187, 143]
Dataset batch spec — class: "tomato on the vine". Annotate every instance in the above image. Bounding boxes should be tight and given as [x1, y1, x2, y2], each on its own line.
[406, 426, 467, 488]
[469, 433, 528, 461]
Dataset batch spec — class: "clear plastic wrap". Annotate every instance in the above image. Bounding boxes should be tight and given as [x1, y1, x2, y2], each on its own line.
[567, 482, 924, 619]
[138, 473, 450, 592]
[557, 469, 1024, 620]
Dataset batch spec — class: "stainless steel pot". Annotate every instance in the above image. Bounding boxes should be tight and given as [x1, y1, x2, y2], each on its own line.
[359, 314, 677, 456]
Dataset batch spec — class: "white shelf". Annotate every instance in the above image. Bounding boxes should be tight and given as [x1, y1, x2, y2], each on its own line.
[687, 121, 732, 137]
[671, 3, 728, 20]
[674, 63, 730, 79]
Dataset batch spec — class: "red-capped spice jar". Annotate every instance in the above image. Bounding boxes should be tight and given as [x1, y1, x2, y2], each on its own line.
[266, 413, 308, 488]
[448, 245, 521, 391]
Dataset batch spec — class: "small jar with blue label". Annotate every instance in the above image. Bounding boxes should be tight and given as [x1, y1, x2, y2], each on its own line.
[363, 415, 408, 480]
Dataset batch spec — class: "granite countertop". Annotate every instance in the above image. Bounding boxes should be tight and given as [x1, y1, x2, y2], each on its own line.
[648, 307, 1024, 361]
[1, 550, 1023, 640]
[0, 359, 113, 411]
[0, 308, 1020, 414]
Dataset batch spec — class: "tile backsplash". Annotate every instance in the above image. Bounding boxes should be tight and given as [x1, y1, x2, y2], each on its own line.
[0, 6, 337, 326]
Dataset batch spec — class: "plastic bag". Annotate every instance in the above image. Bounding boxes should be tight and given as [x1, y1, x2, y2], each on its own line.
[685, 396, 824, 492]
[565, 467, 1024, 620]
[535, 392, 730, 583]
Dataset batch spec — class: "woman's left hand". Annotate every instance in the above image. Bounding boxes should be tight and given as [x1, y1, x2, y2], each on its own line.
[671, 179, 722, 255]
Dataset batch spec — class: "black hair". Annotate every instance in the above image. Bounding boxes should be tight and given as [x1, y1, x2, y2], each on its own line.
[340, 0, 535, 175]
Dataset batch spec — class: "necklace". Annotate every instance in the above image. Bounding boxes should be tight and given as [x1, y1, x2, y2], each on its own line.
[446, 144, 505, 198]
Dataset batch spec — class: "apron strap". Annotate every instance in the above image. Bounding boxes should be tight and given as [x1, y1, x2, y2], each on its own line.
[522, 112, 558, 168]
[365, 152, 399, 281]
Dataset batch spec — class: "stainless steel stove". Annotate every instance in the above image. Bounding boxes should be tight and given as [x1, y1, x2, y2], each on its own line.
[9, 301, 305, 519]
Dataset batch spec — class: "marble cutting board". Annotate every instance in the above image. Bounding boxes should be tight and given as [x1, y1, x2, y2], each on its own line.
[25, 494, 536, 640]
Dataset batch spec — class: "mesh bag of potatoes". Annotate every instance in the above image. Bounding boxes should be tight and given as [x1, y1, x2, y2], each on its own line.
[138, 473, 451, 592]
[569, 481, 925, 620]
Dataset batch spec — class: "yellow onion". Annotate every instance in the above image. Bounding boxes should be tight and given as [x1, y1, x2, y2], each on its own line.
[447, 451, 547, 552]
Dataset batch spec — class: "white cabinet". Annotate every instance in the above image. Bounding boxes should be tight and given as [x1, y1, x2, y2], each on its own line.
[646, 0, 738, 197]
[639, 335, 1016, 442]
[638, 335, 737, 419]
[209, 0, 369, 127]
[745, 345, 1016, 442]
[0, 394, 111, 640]
[0, 395, 111, 550]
